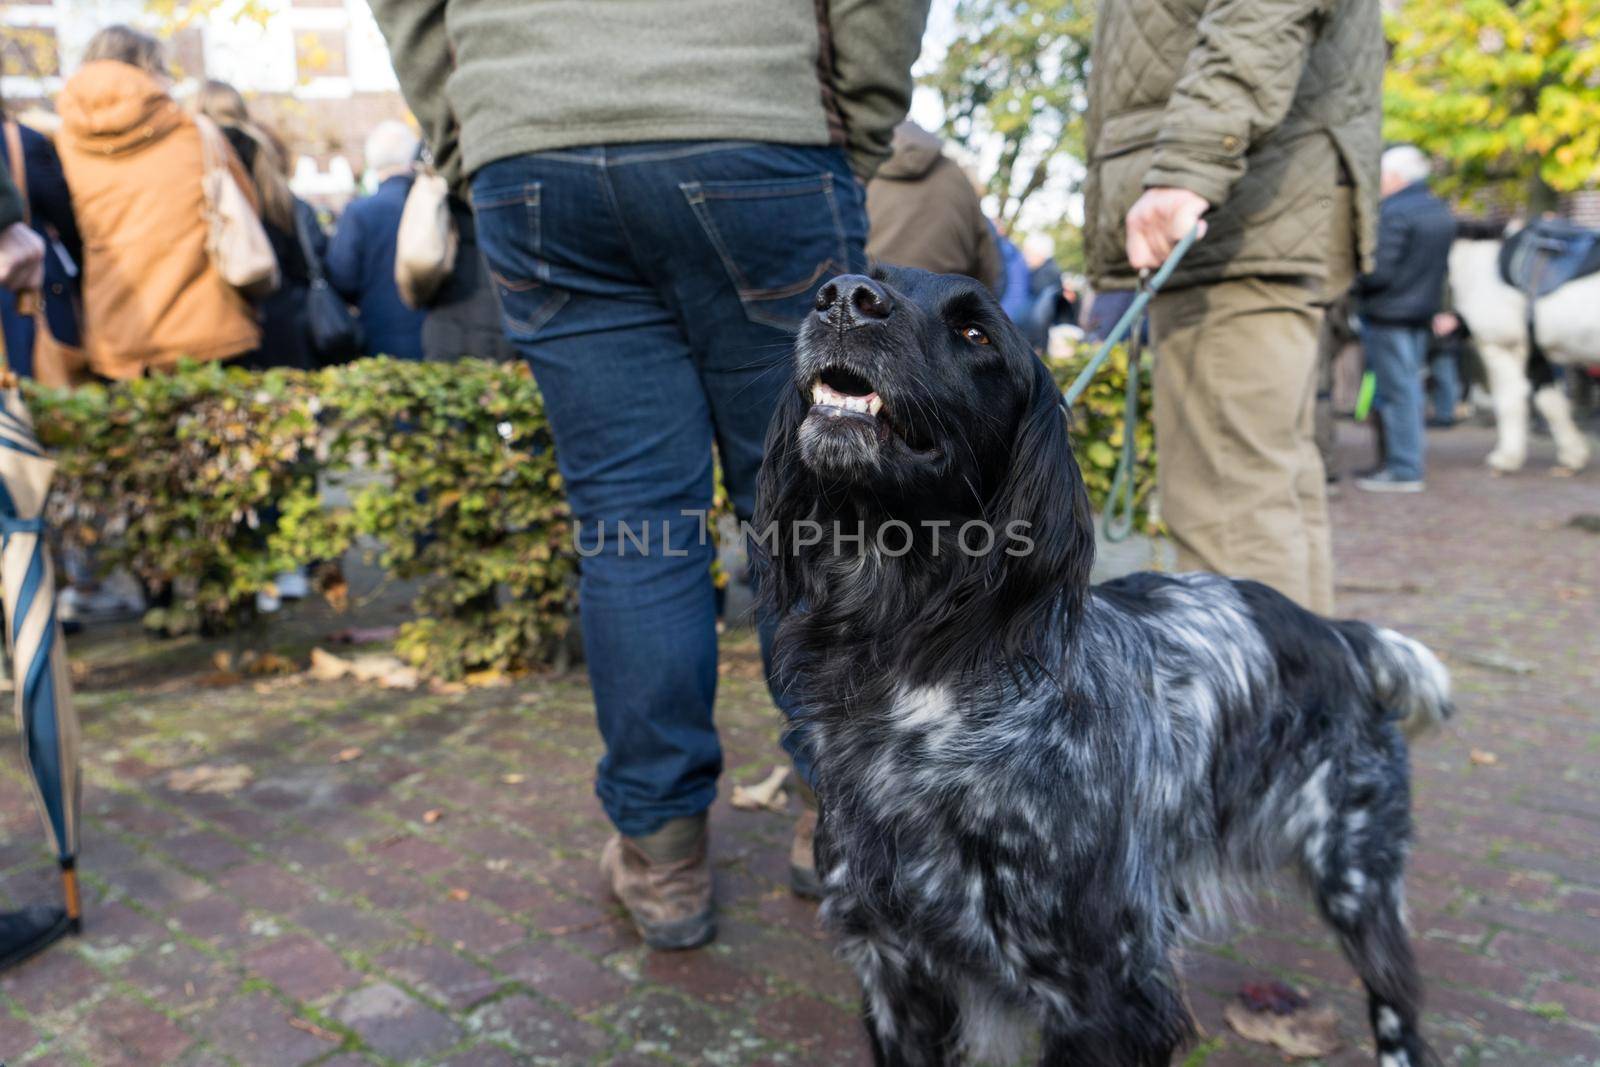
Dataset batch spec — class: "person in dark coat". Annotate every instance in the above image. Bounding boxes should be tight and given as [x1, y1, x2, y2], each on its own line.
[1353, 145, 1457, 492]
[0, 104, 82, 380]
[1024, 234, 1061, 300]
[420, 194, 514, 362]
[325, 121, 426, 361]
[1027, 272, 1081, 351]
[994, 223, 1034, 324]
[195, 81, 327, 371]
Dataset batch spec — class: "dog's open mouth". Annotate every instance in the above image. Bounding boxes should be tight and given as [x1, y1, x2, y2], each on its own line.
[809, 366, 889, 435]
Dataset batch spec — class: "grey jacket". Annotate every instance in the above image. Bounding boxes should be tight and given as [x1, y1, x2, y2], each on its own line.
[367, 0, 931, 187]
[1083, 0, 1383, 290]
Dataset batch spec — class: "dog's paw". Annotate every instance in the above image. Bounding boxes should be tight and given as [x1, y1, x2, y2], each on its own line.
[1553, 448, 1590, 474]
[1485, 450, 1525, 474]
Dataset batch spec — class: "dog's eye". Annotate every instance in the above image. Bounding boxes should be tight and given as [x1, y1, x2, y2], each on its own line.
[960, 326, 991, 346]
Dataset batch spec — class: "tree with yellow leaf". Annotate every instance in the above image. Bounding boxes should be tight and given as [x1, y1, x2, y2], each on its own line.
[1384, 0, 1600, 211]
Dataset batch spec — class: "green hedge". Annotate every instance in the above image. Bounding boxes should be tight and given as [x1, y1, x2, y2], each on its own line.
[1053, 343, 1161, 538]
[30, 359, 574, 679]
[27, 353, 1155, 678]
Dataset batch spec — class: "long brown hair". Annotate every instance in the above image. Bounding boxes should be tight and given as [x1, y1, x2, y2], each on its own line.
[195, 79, 296, 232]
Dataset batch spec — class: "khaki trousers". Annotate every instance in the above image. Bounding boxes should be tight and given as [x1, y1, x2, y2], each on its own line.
[1149, 277, 1335, 613]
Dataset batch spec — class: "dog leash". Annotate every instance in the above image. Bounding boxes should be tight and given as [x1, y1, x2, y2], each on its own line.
[1061, 225, 1201, 542]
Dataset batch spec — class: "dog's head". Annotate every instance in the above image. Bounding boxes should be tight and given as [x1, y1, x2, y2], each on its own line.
[756, 267, 1095, 677]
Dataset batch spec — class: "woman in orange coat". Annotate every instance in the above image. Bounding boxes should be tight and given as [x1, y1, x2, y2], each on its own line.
[55, 25, 261, 379]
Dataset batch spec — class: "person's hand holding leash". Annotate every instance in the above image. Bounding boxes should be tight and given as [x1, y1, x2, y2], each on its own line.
[1125, 187, 1209, 271]
[0, 222, 45, 293]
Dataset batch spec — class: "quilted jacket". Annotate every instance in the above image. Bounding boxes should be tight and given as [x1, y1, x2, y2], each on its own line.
[1084, 0, 1383, 290]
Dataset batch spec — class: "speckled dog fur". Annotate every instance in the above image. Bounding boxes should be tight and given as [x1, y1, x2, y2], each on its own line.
[755, 267, 1451, 1067]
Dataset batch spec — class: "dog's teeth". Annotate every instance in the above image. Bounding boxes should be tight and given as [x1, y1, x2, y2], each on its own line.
[812, 383, 826, 404]
[867, 396, 883, 417]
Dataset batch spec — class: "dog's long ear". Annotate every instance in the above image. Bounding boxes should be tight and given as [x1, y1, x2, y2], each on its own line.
[751, 385, 814, 621]
[985, 356, 1096, 656]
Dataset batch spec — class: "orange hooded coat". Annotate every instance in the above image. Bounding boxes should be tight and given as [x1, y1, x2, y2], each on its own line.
[56, 60, 261, 378]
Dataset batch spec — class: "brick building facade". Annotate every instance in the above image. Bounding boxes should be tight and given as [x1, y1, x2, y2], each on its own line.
[1, 0, 409, 205]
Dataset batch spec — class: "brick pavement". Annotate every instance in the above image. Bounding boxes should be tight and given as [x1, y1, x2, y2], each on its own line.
[0, 421, 1594, 1066]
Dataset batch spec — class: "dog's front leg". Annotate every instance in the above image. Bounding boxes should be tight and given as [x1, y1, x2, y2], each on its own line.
[1036, 963, 1192, 1067]
[840, 934, 962, 1067]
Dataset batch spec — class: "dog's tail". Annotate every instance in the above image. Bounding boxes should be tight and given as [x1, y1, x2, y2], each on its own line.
[1356, 627, 1454, 738]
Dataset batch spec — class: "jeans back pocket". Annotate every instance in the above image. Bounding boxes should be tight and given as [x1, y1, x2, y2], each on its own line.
[682, 174, 852, 333]
[471, 179, 569, 340]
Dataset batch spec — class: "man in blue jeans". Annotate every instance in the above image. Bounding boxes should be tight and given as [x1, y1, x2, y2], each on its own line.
[369, 0, 930, 949]
[1354, 145, 1457, 492]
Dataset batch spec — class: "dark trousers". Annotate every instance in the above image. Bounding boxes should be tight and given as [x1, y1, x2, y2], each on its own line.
[473, 142, 867, 836]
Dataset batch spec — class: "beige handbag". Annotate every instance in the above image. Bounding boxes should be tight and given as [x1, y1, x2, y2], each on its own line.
[394, 161, 457, 309]
[194, 115, 280, 299]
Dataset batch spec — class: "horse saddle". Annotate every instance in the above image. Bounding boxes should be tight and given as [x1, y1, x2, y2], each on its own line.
[1499, 219, 1600, 298]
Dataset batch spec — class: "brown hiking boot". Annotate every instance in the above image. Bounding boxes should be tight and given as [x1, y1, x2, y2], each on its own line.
[790, 780, 822, 900]
[599, 814, 714, 950]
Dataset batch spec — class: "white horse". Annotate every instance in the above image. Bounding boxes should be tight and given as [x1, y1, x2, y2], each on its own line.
[1448, 238, 1600, 473]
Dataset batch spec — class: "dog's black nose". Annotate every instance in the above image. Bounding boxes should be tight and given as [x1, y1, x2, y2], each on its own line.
[816, 274, 894, 324]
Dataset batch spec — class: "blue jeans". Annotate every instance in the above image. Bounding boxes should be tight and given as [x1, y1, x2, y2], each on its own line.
[473, 143, 867, 837]
[1363, 323, 1428, 480]
[1427, 349, 1460, 425]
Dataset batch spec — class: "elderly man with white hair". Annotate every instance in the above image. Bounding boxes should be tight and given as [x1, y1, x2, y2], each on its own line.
[325, 119, 426, 360]
[1352, 144, 1457, 492]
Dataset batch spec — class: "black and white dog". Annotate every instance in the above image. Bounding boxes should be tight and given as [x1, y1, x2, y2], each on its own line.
[754, 267, 1452, 1066]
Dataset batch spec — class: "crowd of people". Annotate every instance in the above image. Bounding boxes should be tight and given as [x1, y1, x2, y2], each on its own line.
[0, 25, 507, 391]
[0, 0, 1585, 980]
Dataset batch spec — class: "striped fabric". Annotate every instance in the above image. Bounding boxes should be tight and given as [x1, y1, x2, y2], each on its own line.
[0, 384, 79, 879]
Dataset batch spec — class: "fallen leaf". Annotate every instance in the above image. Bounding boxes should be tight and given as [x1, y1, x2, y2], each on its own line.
[448, 887, 471, 902]
[167, 764, 254, 795]
[349, 654, 420, 690]
[422, 809, 444, 825]
[309, 648, 419, 689]
[501, 773, 526, 785]
[462, 668, 509, 689]
[1239, 980, 1307, 1015]
[287, 1017, 341, 1043]
[246, 652, 299, 676]
[333, 747, 364, 764]
[309, 647, 353, 682]
[1469, 748, 1499, 766]
[211, 651, 234, 672]
[196, 670, 245, 689]
[484, 858, 510, 873]
[1459, 650, 1536, 675]
[319, 574, 350, 614]
[430, 680, 468, 695]
[731, 766, 790, 812]
[1224, 1000, 1340, 1059]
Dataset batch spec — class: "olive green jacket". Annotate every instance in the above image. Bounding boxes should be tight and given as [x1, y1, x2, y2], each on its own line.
[367, 0, 930, 188]
[1083, 0, 1383, 290]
